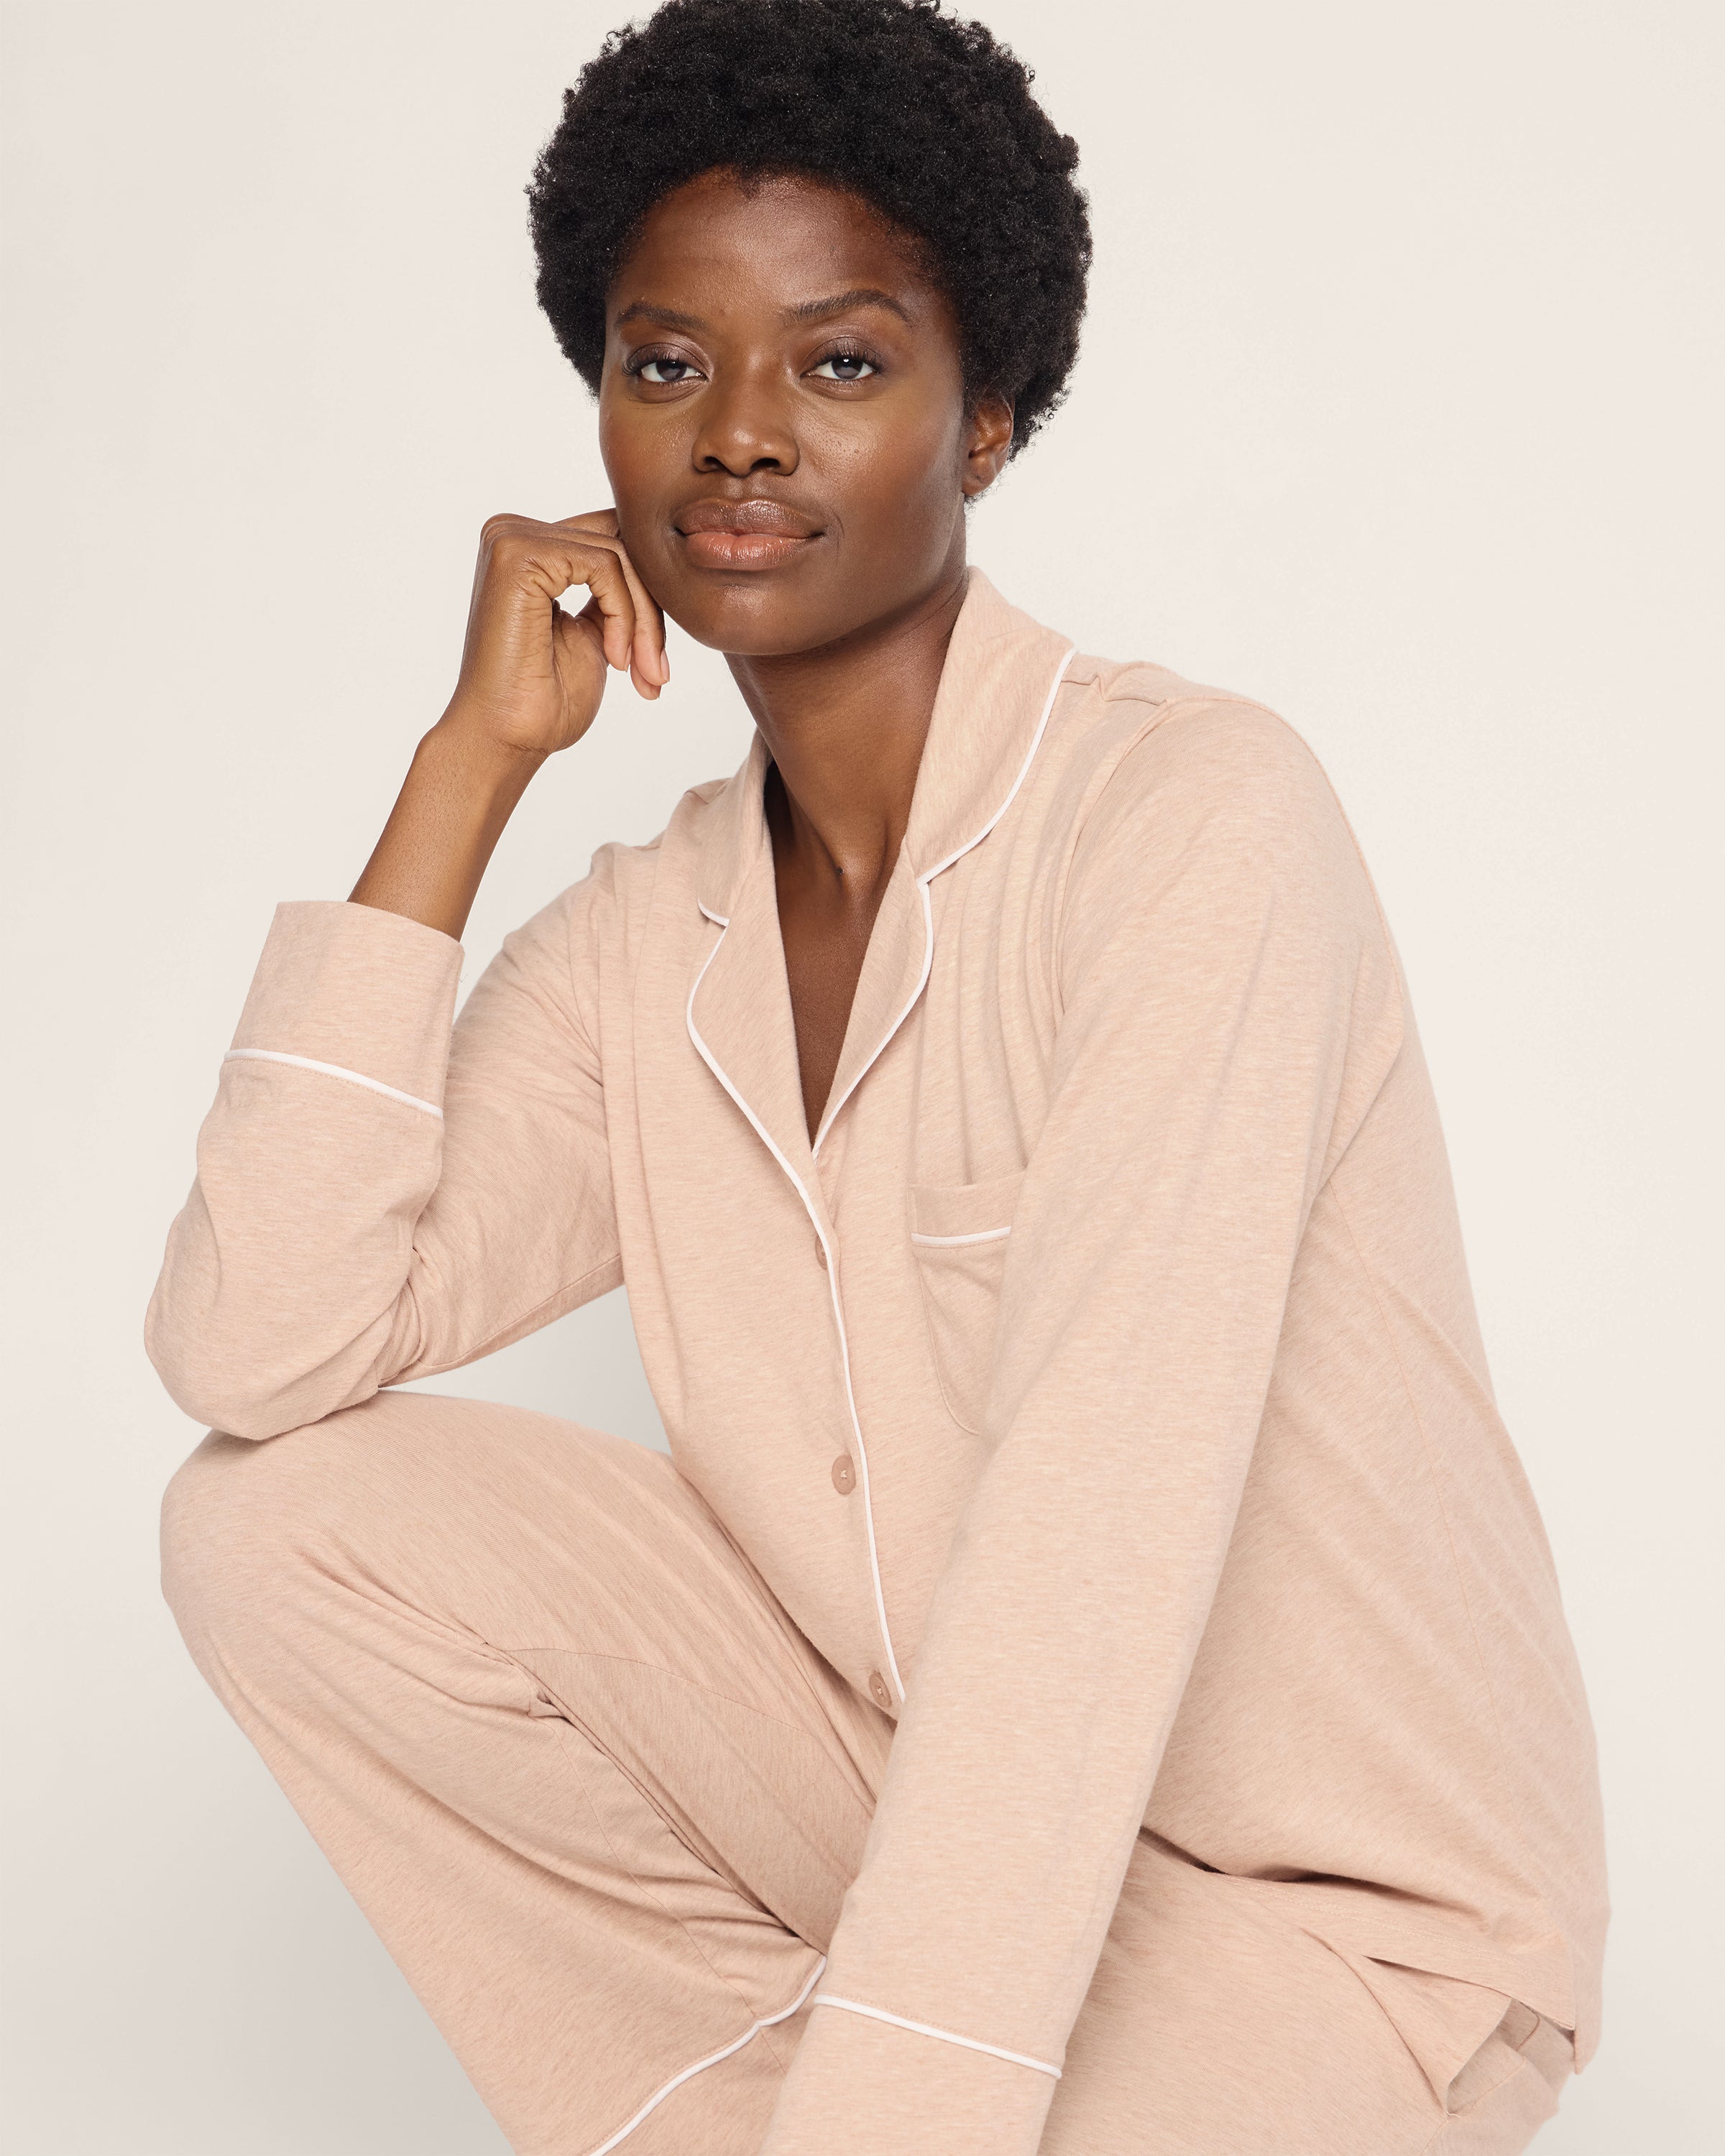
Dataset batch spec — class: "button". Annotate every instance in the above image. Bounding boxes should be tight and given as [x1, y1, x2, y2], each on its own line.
[814, 1237, 829, 1270]
[868, 1669, 892, 1710]
[831, 1453, 856, 1495]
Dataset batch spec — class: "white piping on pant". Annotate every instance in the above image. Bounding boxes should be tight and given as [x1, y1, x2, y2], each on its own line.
[580, 1954, 827, 2156]
[687, 916, 906, 1705]
[221, 1047, 443, 1119]
[811, 1992, 1062, 2078]
[686, 645, 1075, 1708]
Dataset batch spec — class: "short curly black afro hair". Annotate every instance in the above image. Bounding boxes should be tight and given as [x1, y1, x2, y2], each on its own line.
[526, 0, 1090, 457]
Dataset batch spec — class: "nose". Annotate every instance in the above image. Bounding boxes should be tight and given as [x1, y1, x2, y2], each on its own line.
[691, 364, 799, 477]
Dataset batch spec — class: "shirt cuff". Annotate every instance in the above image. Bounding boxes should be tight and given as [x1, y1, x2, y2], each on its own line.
[228, 899, 463, 1112]
[759, 1989, 1059, 2156]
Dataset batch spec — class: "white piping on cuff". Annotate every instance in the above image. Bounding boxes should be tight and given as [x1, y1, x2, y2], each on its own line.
[579, 1956, 827, 2156]
[811, 1994, 1062, 2078]
[222, 1048, 443, 1120]
[909, 1225, 1013, 1248]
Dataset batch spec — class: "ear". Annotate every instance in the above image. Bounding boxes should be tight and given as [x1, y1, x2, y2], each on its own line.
[961, 392, 1015, 498]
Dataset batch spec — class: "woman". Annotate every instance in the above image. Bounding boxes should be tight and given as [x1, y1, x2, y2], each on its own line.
[147, 2, 1608, 2151]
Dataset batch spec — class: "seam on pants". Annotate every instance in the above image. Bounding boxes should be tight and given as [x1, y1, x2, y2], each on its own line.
[513, 1649, 868, 1940]
[1413, 2053, 1537, 2156]
[515, 1650, 870, 2065]
[576, 1953, 827, 2156]
[540, 1708, 792, 2063]
[501, 1644, 832, 1750]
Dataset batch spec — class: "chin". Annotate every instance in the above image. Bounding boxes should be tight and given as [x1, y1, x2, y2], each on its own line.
[657, 577, 862, 660]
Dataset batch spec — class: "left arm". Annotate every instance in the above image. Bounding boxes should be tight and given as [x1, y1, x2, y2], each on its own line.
[761, 702, 1404, 2155]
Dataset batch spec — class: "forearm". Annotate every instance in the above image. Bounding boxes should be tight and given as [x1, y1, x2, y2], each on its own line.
[147, 507, 653, 1431]
[145, 880, 624, 1437]
[349, 709, 547, 941]
[146, 900, 463, 1436]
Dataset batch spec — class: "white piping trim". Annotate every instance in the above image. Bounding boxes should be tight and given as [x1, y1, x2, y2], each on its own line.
[910, 1225, 1012, 1248]
[811, 642, 1076, 1158]
[686, 909, 906, 1705]
[682, 645, 1072, 1709]
[811, 1994, 1062, 2079]
[581, 1956, 827, 2156]
[222, 1048, 443, 1119]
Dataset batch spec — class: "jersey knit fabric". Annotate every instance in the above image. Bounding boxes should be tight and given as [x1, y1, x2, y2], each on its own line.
[147, 567, 1609, 2156]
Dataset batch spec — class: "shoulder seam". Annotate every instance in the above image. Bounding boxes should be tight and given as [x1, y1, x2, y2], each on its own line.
[1049, 692, 1408, 1043]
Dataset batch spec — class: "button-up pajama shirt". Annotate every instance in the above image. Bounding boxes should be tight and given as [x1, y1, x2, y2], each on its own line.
[149, 571, 1608, 2156]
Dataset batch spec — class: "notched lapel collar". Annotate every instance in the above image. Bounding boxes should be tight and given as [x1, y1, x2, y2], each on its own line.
[686, 736, 819, 1188]
[903, 568, 1077, 879]
[695, 731, 770, 926]
[686, 568, 1075, 1171]
[813, 570, 1075, 1150]
[812, 844, 928, 1153]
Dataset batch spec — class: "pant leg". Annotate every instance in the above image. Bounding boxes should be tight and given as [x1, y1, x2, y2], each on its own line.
[1042, 1835, 1573, 2156]
[163, 1392, 1574, 2156]
[160, 1389, 894, 2156]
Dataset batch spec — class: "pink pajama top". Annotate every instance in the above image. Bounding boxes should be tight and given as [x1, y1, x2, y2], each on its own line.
[148, 568, 1608, 2156]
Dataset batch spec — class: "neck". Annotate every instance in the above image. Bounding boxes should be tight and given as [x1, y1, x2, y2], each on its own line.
[727, 562, 968, 909]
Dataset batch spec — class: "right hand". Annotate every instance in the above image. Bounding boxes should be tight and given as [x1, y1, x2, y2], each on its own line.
[441, 509, 668, 759]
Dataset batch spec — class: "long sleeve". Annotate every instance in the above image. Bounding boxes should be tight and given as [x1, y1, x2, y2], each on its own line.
[146, 873, 622, 1440]
[760, 704, 1407, 2155]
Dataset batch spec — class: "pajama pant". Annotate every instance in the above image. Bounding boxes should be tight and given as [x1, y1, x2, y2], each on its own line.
[160, 1391, 1576, 2156]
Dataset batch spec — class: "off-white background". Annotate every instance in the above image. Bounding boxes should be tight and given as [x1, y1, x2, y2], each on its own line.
[3, 2, 1719, 2150]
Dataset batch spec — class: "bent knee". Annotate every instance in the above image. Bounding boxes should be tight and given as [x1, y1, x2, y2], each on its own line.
[161, 1436, 297, 1646]
[159, 1390, 510, 1640]
[160, 1396, 399, 1645]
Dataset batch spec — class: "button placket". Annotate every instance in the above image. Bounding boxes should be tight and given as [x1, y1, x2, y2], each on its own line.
[686, 925, 903, 1711]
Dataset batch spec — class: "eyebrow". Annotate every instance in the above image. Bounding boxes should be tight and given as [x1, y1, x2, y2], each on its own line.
[612, 287, 912, 336]
[613, 301, 708, 333]
[782, 287, 911, 326]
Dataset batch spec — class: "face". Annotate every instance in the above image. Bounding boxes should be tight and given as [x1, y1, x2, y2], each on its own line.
[597, 170, 1013, 658]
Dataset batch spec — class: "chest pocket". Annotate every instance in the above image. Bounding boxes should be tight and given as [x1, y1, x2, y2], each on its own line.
[908, 1167, 1026, 1434]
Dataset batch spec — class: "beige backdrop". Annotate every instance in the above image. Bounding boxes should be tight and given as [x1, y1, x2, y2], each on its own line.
[2, 3, 1719, 2150]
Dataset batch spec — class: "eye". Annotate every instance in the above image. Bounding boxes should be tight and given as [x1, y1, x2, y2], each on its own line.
[630, 352, 704, 386]
[810, 350, 878, 382]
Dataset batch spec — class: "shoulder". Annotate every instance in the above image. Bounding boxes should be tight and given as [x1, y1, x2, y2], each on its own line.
[1044, 655, 1378, 913]
[1056, 655, 1347, 834]
[1025, 658, 1398, 1008]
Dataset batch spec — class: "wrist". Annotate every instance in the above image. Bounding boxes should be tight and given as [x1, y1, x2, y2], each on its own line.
[418, 709, 548, 810]
[346, 714, 548, 941]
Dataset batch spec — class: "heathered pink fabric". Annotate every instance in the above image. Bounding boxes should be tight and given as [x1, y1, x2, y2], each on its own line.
[148, 568, 1607, 2155]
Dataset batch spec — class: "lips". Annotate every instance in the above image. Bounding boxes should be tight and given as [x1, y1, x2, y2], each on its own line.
[674, 496, 822, 571]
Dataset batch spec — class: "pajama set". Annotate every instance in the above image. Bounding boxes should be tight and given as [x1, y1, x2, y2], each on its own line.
[148, 569, 1609, 2156]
